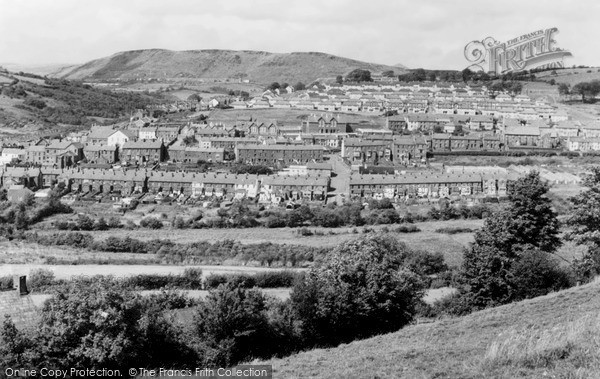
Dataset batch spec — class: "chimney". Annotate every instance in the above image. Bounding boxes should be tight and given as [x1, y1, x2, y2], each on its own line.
[13, 275, 29, 296]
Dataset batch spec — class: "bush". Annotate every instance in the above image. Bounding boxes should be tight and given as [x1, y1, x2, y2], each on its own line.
[140, 217, 163, 229]
[291, 235, 425, 347]
[28, 269, 58, 292]
[406, 250, 448, 276]
[394, 224, 420, 233]
[435, 227, 474, 234]
[194, 286, 278, 366]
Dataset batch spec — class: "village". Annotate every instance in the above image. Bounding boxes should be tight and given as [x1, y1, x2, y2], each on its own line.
[0, 78, 594, 209]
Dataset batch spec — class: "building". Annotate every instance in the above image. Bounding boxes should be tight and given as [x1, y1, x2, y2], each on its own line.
[121, 140, 165, 163]
[342, 139, 392, 165]
[303, 114, 352, 134]
[64, 168, 148, 195]
[260, 175, 329, 203]
[235, 144, 326, 166]
[392, 135, 427, 164]
[348, 172, 489, 200]
[83, 144, 118, 164]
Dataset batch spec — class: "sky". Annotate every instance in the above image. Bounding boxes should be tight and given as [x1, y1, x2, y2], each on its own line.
[0, 0, 598, 70]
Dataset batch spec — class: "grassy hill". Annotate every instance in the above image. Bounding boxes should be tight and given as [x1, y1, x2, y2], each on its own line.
[535, 67, 600, 86]
[264, 278, 600, 378]
[55, 49, 406, 84]
[0, 71, 163, 134]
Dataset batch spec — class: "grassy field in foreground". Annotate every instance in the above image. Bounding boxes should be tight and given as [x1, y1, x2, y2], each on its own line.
[263, 278, 600, 379]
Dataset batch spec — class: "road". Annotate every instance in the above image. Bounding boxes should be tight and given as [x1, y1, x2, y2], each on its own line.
[326, 154, 352, 205]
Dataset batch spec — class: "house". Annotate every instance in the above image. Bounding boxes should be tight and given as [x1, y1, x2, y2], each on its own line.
[2, 167, 42, 189]
[503, 126, 541, 148]
[342, 139, 392, 165]
[25, 145, 47, 165]
[306, 162, 333, 177]
[156, 124, 182, 143]
[0, 148, 26, 165]
[7, 185, 34, 203]
[235, 144, 326, 166]
[64, 168, 148, 195]
[260, 175, 329, 203]
[192, 173, 260, 200]
[121, 140, 165, 163]
[83, 144, 118, 164]
[304, 114, 351, 134]
[107, 129, 136, 147]
[138, 126, 158, 140]
[44, 141, 84, 168]
[86, 126, 116, 144]
[392, 136, 428, 164]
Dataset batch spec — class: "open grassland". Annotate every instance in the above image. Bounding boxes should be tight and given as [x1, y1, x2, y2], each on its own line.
[264, 278, 600, 379]
[0, 263, 299, 280]
[0, 240, 158, 265]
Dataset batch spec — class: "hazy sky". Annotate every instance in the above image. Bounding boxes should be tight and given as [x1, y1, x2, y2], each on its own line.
[0, 0, 597, 69]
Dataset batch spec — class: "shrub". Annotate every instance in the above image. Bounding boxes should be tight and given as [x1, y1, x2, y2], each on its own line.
[194, 286, 277, 366]
[435, 227, 474, 234]
[140, 217, 163, 229]
[291, 235, 425, 347]
[28, 269, 58, 292]
[394, 224, 420, 233]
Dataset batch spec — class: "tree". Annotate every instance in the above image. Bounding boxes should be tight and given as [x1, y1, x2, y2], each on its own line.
[335, 75, 343, 84]
[0, 316, 34, 368]
[382, 70, 395, 78]
[194, 286, 276, 366]
[291, 235, 424, 347]
[345, 69, 372, 82]
[572, 80, 600, 102]
[267, 82, 280, 91]
[461, 171, 562, 307]
[566, 167, 600, 281]
[293, 82, 305, 91]
[558, 83, 570, 95]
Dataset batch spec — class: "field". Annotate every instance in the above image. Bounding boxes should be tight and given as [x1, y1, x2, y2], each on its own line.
[0, 263, 301, 281]
[535, 66, 600, 86]
[263, 278, 600, 379]
[208, 107, 386, 126]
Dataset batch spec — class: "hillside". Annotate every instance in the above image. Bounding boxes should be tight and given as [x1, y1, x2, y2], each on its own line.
[0, 71, 163, 133]
[55, 49, 406, 84]
[535, 67, 600, 86]
[265, 278, 600, 378]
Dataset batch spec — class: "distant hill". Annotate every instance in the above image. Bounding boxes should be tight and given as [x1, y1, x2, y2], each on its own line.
[0, 63, 79, 77]
[55, 49, 407, 84]
[265, 278, 600, 378]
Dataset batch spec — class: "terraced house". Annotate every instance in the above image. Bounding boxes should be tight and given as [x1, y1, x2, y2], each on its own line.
[259, 175, 329, 203]
[349, 172, 490, 200]
[235, 144, 326, 166]
[121, 140, 165, 163]
[62, 168, 148, 194]
[342, 139, 392, 165]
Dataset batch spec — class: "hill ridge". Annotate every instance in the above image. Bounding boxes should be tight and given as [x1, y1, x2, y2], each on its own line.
[54, 49, 407, 84]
